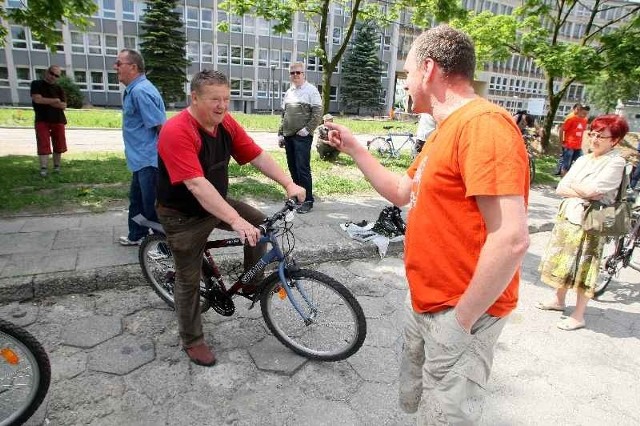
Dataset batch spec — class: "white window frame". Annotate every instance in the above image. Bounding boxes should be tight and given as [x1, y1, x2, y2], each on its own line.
[71, 31, 85, 53]
[201, 42, 213, 63]
[270, 49, 280, 68]
[242, 79, 253, 97]
[230, 46, 242, 65]
[124, 35, 137, 50]
[187, 41, 199, 62]
[230, 78, 241, 96]
[201, 9, 213, 30]
[122, 0, 136, 21]
[217, 45, 229, 64]
[186, 6, 199, 28]
[0, 66, 9, 87]
[282, 50, 292, 69]
[243, 47, 254, 66]
[332, 27, 342, 44]
[244, 15, 255, 34]
[257, 18, 269, 36]
[30, 30, 46, 51]
[297, 22, 308, 41]
[74, 70, 88, 90]
[16, 67, 31, 88]
[257, 80, 268, 98]
[105, 34, 118, 56]
[90, 70, 105, 91]
[88, 33, 103, 55]
[107, 71, 120, 91]
[102, 0, 116, 19]
[258, 48, 268, 67]
[230, 15, 242, 32]
[11, 26, 27, 49]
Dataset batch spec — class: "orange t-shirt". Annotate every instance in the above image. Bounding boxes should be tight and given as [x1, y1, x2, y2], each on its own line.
[405, 98, 529, 318]
[562, 115, 588, 150]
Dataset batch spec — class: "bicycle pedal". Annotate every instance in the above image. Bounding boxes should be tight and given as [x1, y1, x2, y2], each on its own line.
[209, 287, 235, 316]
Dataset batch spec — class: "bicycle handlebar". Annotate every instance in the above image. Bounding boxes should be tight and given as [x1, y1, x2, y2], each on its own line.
[259, 199, 298, 234]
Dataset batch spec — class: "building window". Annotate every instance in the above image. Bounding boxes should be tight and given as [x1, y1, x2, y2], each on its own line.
[307, 56, 322, 72]
[217, 45, 229, 64]
[230, 78, 241, 96]
[91, 71, 104, 91]
[71, 31, 85, 53]
[105, 35, 118, 56]
[7, 0, 24, 8]
[270, 49, 280, 68]
[201, 9, 213, 30]
[30, 30, 46, 51]
[257, 18, 269, 36]
[107, 72, 119, 91]
[124, 36, 137, 50]
[231, 46, 242, 65]
[88, 33, 102, 55]
[297, 22, 308, 40]
[230, 15, 242, 32]
[217, 10, 228, 27]
[16, 67, 31, 88]
[74, 70, 88, 90]
[381, 62, 388, 78]
[11, 26, 27, 49]
[201, 42, 213, 63]
[242, 79, 253, 97]
[330, 86, 338, 101]
[102, 0, 116, 19]
[34, 67, 48, 80]
[257, 80, 268, 98]
[186, 7, 199, 28]
[282, 50, 292, 69]
[243, 47, 254, 66]
[258, 48, 268, 67]
[244, 15, 255, 34]
[332, 27, 342, 44]
[187, 41, 199, 62]
[0, 67, 9, 87]
[122, 0, 136, 20]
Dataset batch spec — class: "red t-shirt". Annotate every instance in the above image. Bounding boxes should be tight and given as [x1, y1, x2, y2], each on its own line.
[158, 110, 262, 185]
[562, 115, 588, 150]
[405, 98, 529, 318]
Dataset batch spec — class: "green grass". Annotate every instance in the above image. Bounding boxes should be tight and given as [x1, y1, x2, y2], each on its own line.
[0, 107, 417, 135]
[532, 154, 561, 186]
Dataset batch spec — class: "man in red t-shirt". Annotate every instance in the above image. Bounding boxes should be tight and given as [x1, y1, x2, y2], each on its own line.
[325, 26, 529, 423]
[558, 105, 589, 176]
[156, 70, 305, 367]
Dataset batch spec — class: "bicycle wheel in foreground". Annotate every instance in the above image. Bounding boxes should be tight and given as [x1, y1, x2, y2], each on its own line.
[260, 269, 366, 361]
[0, 319, 51, 426]
[594, 236, 625, 297]
[139, 234, 211, 313]
[367, 137, 393, 158]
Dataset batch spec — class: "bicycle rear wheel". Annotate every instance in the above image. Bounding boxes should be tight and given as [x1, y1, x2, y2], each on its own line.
[0, 319, 50, 426]
[260, 269, 366, 361]
[139, 234, 210, 313]
[367, 137, 393, 158]
[594, 236, 624, 297]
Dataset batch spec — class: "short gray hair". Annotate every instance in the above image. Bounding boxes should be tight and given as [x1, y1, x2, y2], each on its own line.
[412, 25, 475, 81]
[289, 62, 305, 72]
[120, 49, 145, 73]
[190, 69, 229, 94]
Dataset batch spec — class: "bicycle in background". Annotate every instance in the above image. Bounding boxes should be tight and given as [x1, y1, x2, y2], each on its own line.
[367, 126, 419, 159]
[0, 319, 51, 426]
[136, 199, 367, 361]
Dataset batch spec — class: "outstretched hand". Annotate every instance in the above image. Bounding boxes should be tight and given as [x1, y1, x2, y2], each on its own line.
[229, 216, 261, 247]
[323, 122, 365, 157]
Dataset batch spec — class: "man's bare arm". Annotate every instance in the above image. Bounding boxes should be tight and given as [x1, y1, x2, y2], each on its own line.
[250, 151, 305, 201]
[31, 94, 65, 109]
[454, 195, 530, 332]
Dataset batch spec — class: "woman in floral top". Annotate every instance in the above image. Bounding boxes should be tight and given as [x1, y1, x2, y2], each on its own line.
[537, 115, 630, 331]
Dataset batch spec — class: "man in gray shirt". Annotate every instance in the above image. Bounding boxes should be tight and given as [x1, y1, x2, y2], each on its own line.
[278, 62, 322, 213]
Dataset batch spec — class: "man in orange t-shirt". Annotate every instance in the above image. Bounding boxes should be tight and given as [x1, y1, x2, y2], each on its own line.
[325, 25, 530, 424]
[559, 105, 589, 176]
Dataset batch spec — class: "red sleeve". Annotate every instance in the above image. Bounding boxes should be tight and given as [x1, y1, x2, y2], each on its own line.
[158, 113, 204, 185]
[222, 114, 263, 164]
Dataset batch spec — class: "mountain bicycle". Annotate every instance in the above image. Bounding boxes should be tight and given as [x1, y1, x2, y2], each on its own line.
[367, 126, 419, 159]
[136, 199, 366, 361]
[0, 319, 51, 426]
[594, 199, 640, 297]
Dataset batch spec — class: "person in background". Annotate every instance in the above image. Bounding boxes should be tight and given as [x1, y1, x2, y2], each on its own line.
[315, 113, 340, 161]
[277, 62, 322, 214]
[113, 49, 167, 246]
[325, 25, 529, 424]
[558, 105, 589, 176]
[156, 70, 305, 366]
[30, 65, 67, 177]
[414, 113, 436, 154]
[554, 103, 583, 176]
[537, 115, 629, 331]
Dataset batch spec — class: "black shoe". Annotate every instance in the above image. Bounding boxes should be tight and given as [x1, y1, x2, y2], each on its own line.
[296, 201, 313, 214]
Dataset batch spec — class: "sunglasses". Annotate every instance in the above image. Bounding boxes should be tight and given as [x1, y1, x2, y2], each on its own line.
[115, 60, 133, 67]
[587, 130, 613, 140]
[289, 71, 303, 75]
[49, 71, 61, 78]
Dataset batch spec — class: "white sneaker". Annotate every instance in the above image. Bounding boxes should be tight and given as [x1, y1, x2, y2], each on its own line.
[119, 236, 143, 246]
[40, 168, 47, 177]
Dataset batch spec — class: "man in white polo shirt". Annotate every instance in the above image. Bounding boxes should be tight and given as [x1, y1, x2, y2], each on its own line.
[278, 62, 322, 214]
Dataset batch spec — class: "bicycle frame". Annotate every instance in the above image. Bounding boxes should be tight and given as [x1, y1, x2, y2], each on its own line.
[385, 133, 415, 156]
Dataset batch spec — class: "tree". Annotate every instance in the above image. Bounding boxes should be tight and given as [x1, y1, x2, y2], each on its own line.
[0, 0, 97, 48]
[340, 20, 383, 115]
[139, 0, 190, 104]
[450, 1, 640, 152]
[219, 0, 462, 114]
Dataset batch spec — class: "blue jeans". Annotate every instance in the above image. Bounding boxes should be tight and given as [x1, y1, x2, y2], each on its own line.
[128, 166, 158, 241]
[561, 148, 582, 173]
[284, 134, 314, 203]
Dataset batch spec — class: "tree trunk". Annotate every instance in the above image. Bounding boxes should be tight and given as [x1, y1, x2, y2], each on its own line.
[321, 70, 332, 114]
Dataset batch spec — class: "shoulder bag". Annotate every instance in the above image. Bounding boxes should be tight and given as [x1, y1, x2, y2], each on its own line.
[582, 167, 631, 237]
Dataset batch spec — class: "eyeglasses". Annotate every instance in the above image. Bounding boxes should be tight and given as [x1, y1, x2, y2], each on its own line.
[115, 60, 133, 67]
[289, 71, 303, 75]
[587, 130, 614, 140]
[49, 71, 61, 78]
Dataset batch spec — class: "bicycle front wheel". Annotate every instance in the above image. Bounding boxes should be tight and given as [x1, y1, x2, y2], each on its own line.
[260, 269, 366, 361]
[139, 234, 210, 313]
[367, 137, 393, 158]
[0, 319, 51, 426]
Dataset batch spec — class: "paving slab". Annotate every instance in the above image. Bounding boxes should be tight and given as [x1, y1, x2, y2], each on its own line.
[1, 248, 78, 277]
[62, 315, 123, 348]
[88, 334, 155, 375]
[20, 216, 82, 233]
[76, 244, 139, 270]
[0, 231, 56, 255]
[53, 227, 113, 249]
[0, 218, 26, 234]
